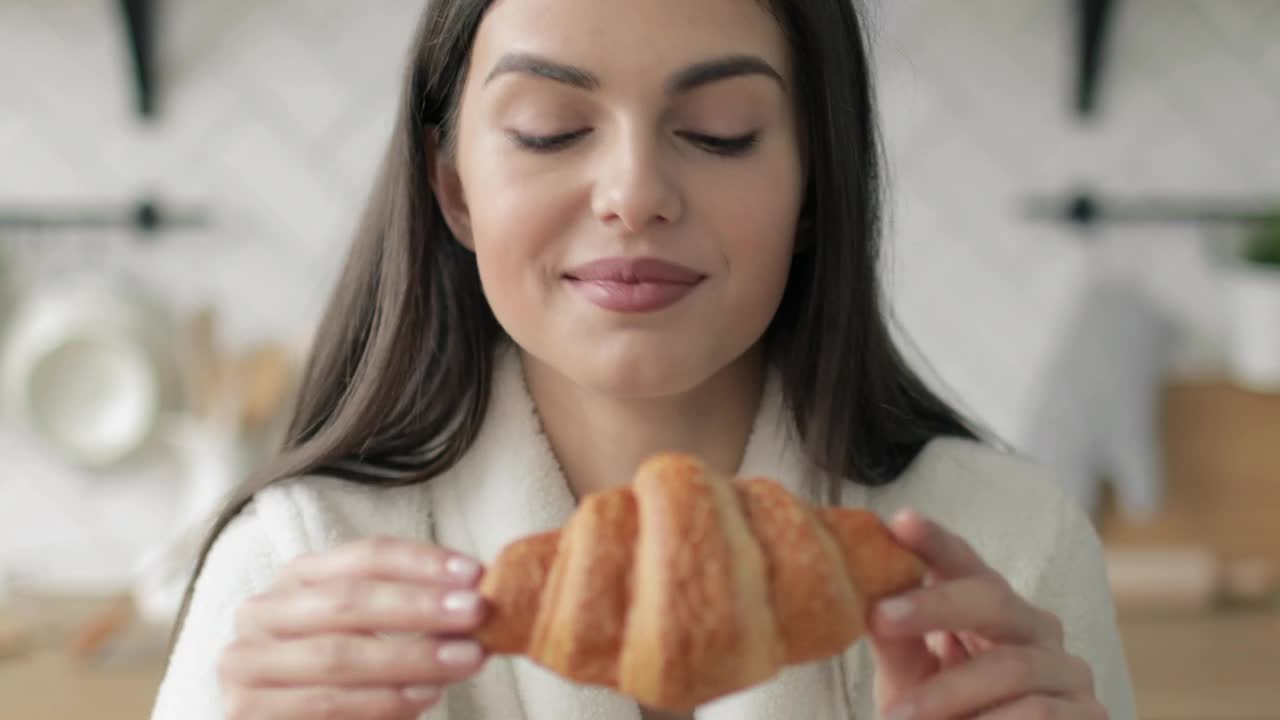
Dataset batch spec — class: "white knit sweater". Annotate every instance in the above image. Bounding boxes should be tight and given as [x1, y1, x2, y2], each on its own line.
[152, 348, 1137, 719]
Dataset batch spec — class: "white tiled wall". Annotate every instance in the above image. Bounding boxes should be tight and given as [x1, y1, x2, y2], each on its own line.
[876, 0, 1280, 438]
[0, 0, 432, 340]
[0, 0, 426, 591]
[1, 0, 1278, 591]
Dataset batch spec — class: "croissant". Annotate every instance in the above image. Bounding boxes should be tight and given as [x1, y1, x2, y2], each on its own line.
[474, 452, 925, 712]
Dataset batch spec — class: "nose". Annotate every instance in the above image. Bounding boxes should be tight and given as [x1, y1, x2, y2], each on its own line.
[590, 129, 684, 234]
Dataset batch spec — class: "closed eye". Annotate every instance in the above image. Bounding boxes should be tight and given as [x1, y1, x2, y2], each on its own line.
[677, 131, 759, 157]
[508, 128, 592, 152]
[507, 129, 759, 157]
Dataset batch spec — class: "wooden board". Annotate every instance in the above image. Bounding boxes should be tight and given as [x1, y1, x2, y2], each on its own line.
[1100, 380, 1280, 564]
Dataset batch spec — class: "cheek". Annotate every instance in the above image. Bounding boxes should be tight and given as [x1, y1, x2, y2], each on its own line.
[461, 146, 584, 325]
[706, 154, 803, 301]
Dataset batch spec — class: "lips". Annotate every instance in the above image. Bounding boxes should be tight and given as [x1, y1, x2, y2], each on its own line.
[564, 257, 705, 285]
[563, 257, 705, 313]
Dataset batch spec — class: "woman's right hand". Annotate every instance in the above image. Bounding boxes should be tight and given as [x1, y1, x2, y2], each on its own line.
[218, 536, 490, 719]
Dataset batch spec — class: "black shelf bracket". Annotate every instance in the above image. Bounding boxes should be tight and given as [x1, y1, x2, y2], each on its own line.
[1077, 0, 1117, 116]
[119, 0, 156, 118]
[0, 197, 210, 237]
[1024, 189, 1279, 230]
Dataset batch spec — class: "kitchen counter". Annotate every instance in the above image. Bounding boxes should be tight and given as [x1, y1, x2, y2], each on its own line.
[2, 594, 1278, 720]
[1120, 610, 1280, 719]
[0, 593, 167, 720]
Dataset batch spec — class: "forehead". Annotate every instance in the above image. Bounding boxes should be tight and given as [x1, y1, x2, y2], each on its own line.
[471, 0, 789, 85]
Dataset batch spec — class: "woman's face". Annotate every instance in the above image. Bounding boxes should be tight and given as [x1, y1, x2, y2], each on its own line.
[435, 0, 805, 397]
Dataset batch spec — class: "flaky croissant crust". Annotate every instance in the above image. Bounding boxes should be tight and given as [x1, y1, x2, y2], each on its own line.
[475, 452, 925, 712]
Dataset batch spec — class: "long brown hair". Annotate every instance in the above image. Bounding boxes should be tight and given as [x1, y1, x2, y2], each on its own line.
[170, 0, 973, 646]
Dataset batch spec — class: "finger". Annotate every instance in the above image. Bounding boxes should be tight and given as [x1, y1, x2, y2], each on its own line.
[872, 575, 1051, 646]
[889, 510, 994, 581]
[954, 630, 996, 658]
[970, 694, 1107, 720]
[883, 646, 1095, 720]
[237, 580, 485, 639]
[924, 631, 972, 670]
[870, 632, 939, 712]
[220, 633, 486, 688]
[223, 684, 441, 720]
[277, 536, 483, 588]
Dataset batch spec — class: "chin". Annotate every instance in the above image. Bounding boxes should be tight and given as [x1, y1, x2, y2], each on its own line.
[513, 324, 764, 402]
[532, 339, 714, 400]
[579, 354, 709, 400]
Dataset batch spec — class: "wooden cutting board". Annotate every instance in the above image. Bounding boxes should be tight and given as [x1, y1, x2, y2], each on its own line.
[1099, 379, 1280, 565]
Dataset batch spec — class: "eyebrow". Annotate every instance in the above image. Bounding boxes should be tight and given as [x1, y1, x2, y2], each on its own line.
[483, 53, 786, 94]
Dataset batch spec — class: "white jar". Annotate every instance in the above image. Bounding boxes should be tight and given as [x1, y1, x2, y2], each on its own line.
[1, 270, 174, 468]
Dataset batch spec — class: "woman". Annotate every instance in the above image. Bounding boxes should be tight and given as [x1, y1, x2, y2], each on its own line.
[152, 0, 1136, 718]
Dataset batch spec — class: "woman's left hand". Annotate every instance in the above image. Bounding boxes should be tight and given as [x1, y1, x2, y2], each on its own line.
[869, 509, 1107, 720]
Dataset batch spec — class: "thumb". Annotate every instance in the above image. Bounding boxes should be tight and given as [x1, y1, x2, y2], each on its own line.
[870, 630, 938, 711]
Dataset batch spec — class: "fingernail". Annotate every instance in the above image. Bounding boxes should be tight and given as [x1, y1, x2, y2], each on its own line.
[445, 556, 481, 582]
[442, 590, 481, 615]
[893, 507, 923, 525]
[437, 640, 482, 666]
[879, 596, 914, 621]
[403, 685, 441, 703]
[884, 701, 916, 720]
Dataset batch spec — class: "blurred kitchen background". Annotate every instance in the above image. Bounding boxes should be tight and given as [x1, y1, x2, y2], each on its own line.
[1, 1, 1278, 718]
